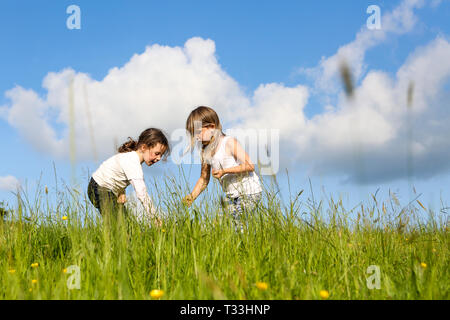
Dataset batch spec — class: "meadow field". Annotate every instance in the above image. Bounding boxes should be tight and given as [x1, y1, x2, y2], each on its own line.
[0, 174, 448, 300]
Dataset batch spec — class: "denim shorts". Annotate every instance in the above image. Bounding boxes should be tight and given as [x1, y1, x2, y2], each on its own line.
[87, 177, 123, 217]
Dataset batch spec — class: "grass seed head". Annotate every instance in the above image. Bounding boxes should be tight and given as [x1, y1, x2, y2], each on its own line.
[339, 60, 354, 99]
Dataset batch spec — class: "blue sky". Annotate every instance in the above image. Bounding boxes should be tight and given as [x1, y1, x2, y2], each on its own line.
[1, 0, 449, 215]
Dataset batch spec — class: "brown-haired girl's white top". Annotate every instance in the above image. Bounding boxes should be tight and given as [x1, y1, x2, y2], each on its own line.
[88, 128, 170, 226]
[92, 150, 158, 218]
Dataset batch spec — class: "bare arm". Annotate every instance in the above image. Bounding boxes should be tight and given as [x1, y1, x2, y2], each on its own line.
[130, 179, 162, 226]
[183, 161, 211, 207]
[117, 188, 126, 204]
[212, 138, 255, 179]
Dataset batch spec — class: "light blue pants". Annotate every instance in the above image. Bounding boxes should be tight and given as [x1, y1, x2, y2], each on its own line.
[226, 192, 262, 233]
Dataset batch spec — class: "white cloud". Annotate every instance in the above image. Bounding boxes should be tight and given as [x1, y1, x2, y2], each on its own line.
[0, 176, 20, 192]
[284, 36, 450, 183]
[2, 38, 250, 161]
[2, 1, 450, 186]
[3, 87, 65, 156]
[299, 0, 427, 93]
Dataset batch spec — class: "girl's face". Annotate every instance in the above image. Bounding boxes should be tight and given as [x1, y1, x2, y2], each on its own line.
[195, 124, 216, 145]
[141, 143, 166, 166]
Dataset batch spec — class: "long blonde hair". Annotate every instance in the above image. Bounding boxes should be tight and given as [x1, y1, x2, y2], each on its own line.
[186, 106, 225, 162]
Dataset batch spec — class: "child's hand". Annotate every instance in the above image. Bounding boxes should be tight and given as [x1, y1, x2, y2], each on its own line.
[117, 194, 127, 204]
[212, 169, 225, 179]
[182, 194, 194, 207]
[152, 217, 163, 228]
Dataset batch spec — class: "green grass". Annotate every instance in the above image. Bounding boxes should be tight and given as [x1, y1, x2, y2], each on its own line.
[0, 175, 448, 300]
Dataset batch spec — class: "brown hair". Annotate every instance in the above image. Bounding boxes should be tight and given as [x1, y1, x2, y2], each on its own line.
[185, 106, 225, 162]
[118, 128, 170, 160]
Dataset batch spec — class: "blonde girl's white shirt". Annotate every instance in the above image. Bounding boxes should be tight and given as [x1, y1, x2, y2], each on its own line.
[92, 151, 157, 217]
[207, 136, 262, 199]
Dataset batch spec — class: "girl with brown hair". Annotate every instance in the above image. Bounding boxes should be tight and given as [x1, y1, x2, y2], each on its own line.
[87, 128, 170, 226]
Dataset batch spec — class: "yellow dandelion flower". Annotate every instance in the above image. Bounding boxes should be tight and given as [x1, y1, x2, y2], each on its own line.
[256, 282, 268, 291]
[62, 216, 68, 221]
[162, 229, 166, 233]
[63, 268, 68, 273]
[31, 263, 39, 268]
[8, 269, 16, 274]
[420, 262, 427, 268]
[320, 290, 329, 299]
[150, 289, 164, 299]
[31, 279, 38, 284]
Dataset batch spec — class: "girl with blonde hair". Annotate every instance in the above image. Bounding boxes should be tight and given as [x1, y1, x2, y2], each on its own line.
[183, 106, 262, 232]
